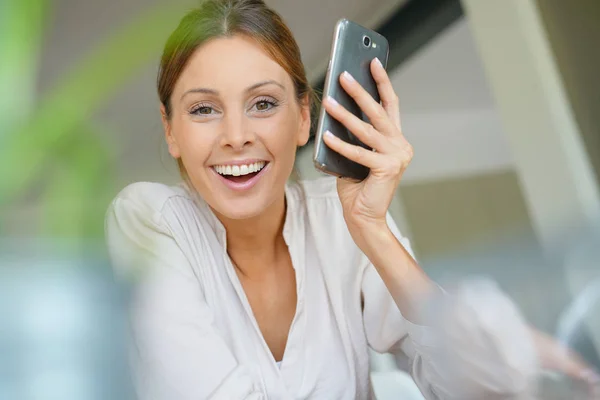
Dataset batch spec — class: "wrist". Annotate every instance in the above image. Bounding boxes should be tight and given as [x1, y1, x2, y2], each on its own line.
[352, 221, 395, 258]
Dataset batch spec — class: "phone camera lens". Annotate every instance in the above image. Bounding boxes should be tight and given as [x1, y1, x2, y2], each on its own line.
[363, 36, 371, 47]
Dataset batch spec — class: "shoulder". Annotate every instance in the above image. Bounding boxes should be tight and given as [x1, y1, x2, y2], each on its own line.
[288, 176, 342, 215]
[105, 182, 202, 279]
[288, 176, 347, 227]
[106, 181, 200, 242]
[112, 181, 190, 212]
[291, 176, 414, 257]
[109, 181, 195, 222]
[290, 176, 353, 243]
[296, 176, 339, 200]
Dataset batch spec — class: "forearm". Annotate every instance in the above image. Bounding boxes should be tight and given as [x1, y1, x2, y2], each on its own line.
[357, 222, 439, 323]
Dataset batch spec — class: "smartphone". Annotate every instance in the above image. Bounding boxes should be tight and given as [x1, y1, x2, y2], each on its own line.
[313, 19, 389, 181]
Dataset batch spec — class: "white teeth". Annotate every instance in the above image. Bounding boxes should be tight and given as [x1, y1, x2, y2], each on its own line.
[214, 161, 266, 177]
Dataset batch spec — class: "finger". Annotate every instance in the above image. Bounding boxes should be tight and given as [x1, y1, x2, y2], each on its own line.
[322, 130, 380, 169]
[534, 329, 598, 383]
[371, 57, 402, 129]
[323, 96, 386, 151]
[339, 71, 396, 135]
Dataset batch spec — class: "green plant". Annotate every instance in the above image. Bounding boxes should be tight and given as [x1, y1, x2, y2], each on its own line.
[0, 0, 182, 242]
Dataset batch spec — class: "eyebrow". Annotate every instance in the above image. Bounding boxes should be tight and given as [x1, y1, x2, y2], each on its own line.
[180, 80, 285, 100]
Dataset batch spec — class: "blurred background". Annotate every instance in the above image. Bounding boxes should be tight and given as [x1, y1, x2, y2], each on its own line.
[1, 0, 599, 398]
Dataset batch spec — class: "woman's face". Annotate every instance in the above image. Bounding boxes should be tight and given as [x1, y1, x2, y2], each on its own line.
[162, 35, 310, 220]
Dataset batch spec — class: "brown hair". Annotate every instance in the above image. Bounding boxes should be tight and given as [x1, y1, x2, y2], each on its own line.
[157, 0, 315, 178]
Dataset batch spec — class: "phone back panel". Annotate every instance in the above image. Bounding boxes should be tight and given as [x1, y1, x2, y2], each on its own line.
[314, 19, 389, 181]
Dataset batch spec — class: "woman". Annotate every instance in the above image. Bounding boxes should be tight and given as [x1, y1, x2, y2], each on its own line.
[106, 0, 598, 399]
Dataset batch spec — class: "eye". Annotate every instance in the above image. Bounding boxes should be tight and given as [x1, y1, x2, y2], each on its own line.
[256, 101, 271, 111]
[189, 103, 217, 116]
[251, 97, 279, 113]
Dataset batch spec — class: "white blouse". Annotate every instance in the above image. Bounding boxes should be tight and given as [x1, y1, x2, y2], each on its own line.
[105, 177, 538, 400]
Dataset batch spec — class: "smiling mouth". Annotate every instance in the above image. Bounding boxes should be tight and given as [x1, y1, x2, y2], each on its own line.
[212, 161, 268, 183]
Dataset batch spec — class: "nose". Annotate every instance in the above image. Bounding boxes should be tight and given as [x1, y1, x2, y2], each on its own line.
[219, 111, 254, 151]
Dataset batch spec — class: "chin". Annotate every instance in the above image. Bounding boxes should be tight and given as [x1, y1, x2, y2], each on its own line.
[209, 193, 273, 221]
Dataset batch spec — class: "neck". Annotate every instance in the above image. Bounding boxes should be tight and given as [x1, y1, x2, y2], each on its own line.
[213, 193, 287, 272]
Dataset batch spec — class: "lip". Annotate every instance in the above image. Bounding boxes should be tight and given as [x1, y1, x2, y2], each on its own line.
[210, 158, 267, 167]
[210, 161, 270, 192]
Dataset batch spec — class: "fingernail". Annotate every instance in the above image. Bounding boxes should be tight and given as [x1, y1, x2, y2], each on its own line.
[342, 71, 355, 82]
[324, 130, 334, 139]
[326, 96, 339, 107]
[374, 57, 383, 67]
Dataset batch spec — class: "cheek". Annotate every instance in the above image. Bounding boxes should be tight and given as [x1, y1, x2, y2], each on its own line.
[174, 120, 217, 164]
[257, 112, 301, 154]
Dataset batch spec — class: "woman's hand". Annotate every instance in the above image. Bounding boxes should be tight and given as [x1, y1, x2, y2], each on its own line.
[531, 328, 600, 396]
[322, 58, 412, 237]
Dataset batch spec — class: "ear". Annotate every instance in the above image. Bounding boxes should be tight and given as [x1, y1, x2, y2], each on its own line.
[297, 95, 311, 147]
[161, 104, 180, 158]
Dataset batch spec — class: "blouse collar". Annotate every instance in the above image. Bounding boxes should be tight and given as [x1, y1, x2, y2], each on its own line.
[183, 181, 298, 250]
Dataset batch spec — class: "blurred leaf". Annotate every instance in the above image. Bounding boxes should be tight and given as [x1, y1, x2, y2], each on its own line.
[0, 1, 183, 240]
[0, 0, 47, 134]
[40, 123, 116, 240]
